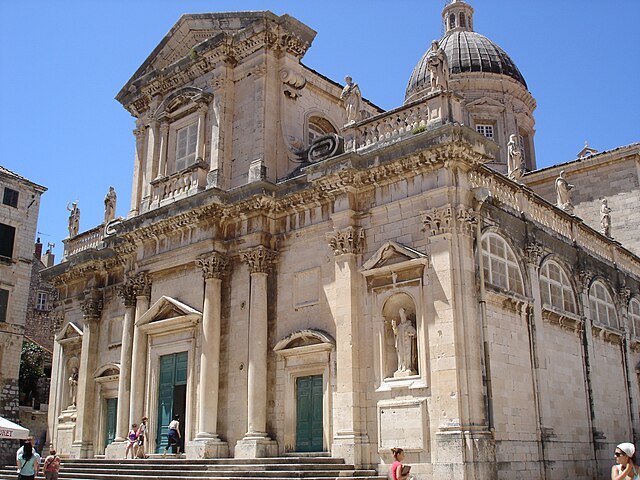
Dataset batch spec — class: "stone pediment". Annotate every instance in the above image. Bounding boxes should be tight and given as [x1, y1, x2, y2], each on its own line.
[137, 296, 201, 328]
[466, 96, 505, 113]
[57, 322, 83, 342]
[362, 241, 427, 271]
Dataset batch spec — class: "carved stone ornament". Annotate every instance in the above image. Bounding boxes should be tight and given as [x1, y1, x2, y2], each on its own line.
[81, 294, 103, 320]
[131, 271, 152, 299]
[307, 134, 344, 164]
[616, 287, 631, 309]
[196, 252, 229, 279]
[525, 242, 544, 266]
[577, 270, 594, 293]
[51, 310, 65, 332]
[116, 280, 137, 308]
[422, 207, 452, 236]
[326, 227, 365, 256]
[240, 246, 278, 274]
[455, 205, 478, 237]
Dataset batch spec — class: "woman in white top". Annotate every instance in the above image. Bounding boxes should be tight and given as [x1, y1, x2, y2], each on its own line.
[612, 442, 639, 480]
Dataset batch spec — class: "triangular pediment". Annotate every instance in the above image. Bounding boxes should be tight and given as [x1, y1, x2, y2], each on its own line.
[137, 296, 201, 327]
[362, 241, 427, 271]
[577, 144, 599, 158]
[58, 321, 83, 342]
[466, 96, 505, 112]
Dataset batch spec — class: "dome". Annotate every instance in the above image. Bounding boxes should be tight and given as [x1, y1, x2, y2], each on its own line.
[405, 1, 527, 103]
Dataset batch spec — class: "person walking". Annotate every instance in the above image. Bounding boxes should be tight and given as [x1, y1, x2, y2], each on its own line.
[135, 417, 148, 458]
[16, 442, 40, 480]
[43, 449, 61, 480]
[612, 442, 639, 480]
[390, 447, 411, 480]
[163, 415, 181, 456]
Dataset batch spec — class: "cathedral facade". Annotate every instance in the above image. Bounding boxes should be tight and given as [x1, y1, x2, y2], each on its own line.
[45, 2, 639, 479]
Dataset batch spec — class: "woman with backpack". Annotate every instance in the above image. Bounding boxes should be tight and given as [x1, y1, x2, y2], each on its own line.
[43, 449, 61, 480]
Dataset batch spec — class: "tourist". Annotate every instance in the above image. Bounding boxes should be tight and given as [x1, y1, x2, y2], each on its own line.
[163, 415, 181, 456]
[16, 442, 40, 480]
[135, 417, 148, 458]
[43, 448, 61, 480]
[124, 423, 138, 459]
[612, 443, 638, 480]
[390, 447, 411, 480]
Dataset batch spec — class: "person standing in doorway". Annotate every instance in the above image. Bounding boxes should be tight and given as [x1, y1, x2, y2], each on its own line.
[163, 415, 181, 456]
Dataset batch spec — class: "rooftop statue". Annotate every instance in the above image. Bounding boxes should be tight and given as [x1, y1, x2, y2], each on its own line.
[66, 201, 80, 237]
[426, 40, 449, 92]
[104, 186, 117, 224]
[507, 134, 524, 181]
[340, 75, 361, 125]
[600, 198, 612, 237]
[555, 170, 575, 213]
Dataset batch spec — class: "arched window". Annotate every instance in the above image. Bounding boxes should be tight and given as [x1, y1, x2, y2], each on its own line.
[629, 298, 640, 338]
[589, 281, 618, 329]
[459, 13, 467, 27]
[308, 116, 337, 145]
[449, 13, 457, 30]
[539, 260, 576, 313]
[481, 233, 524, 295]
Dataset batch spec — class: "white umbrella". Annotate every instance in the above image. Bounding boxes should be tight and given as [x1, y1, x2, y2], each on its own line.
[0, 417, 29, 440]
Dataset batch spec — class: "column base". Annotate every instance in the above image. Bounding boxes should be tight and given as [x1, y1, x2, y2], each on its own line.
[331, 432, 370, 466]
[235, 434, 278, 458]
[104, 441, 128, 459]
[69, 440, 94, 459]
[186, 435, 229, 459]
[432, 428, 496, 479]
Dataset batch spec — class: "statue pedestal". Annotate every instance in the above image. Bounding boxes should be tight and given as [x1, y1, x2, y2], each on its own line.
[56, 408, 77, 457]
[104, 441, 128, 459]
[234, 434, 277, 458]
[186, 435, 229, 459]
[393, 369, 417, 379]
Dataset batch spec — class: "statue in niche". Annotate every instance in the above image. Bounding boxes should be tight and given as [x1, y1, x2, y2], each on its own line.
[68, 367, 78, 408]
[600, 198, 612, 237]
[507, 134, 524, 180]
[340, 75, 361, 125]
[427, 40, 449, 91]
[391, 307, 417, 377]
[555, 170, 575, 213]
[66, 201, 80, 237]
[103, 186, 117, 224]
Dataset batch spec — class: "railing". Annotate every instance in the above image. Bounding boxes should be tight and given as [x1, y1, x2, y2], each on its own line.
[343, 91, 463, 153]
[62, 224, 104, 260]
[150, 161, 209, 210]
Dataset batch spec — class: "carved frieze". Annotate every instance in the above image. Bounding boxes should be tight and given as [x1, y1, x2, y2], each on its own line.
[326, 227, 365, 256]
[197, 252, 229, 279]
[240, 246, 278, 274]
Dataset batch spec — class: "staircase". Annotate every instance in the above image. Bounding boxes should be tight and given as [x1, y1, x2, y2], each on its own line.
[1, 456, 386, 480]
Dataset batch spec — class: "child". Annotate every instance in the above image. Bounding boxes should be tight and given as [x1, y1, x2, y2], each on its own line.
[43, 449, 61, 480]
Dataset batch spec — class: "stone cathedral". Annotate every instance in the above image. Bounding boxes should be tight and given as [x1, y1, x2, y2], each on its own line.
[45, 2, 640, 479]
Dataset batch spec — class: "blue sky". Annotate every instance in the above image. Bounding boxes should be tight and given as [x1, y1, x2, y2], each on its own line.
[1, 1, 638, 261]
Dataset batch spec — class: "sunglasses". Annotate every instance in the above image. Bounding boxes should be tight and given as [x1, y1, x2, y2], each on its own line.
[614, 452, 626, 457]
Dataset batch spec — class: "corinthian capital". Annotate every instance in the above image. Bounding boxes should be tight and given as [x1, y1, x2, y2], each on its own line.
[525, 242, 544, 266]
[196, 252, 229, 279]
[240, 246, 278, 274]
[81, 290, 103, 320]
[326, 227, 365, 256]
[116, 280, 137, 307]
[131, 271, 152, 299]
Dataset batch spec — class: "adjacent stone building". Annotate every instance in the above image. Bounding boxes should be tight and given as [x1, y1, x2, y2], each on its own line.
[44, 2, 639, 479]
[0, 165, 46, 463]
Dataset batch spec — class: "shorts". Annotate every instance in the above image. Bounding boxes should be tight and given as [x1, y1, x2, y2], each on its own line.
[45, 473, 59, 480]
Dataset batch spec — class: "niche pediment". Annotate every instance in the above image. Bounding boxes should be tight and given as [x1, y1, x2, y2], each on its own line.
[466, 96, 505, 113]
[57, 322, 83, 343]
[362, 241, 427, 271]
[137, 296, 201, 334]
[361, 241, 428, 288]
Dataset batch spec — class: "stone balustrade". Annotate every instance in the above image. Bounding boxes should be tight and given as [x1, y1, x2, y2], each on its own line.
[343, 91, 463, 153]
[62, 225, 104, 260]
[150, 161, 208, 209]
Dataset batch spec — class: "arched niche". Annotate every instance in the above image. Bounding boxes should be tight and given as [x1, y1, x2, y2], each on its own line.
[382, 293, 418, 379]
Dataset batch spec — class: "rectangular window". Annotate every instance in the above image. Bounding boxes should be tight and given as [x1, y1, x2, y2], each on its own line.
[2, 188, 19, 208]
[36, 292, 48, 311]
[175, 123, 198, 172]
[0, 289, 8, 322]
[0, 223, 16, 259]
[476, 124, 494, 139]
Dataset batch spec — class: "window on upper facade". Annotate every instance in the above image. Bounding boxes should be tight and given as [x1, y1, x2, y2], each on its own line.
[2, 188, 19, 208]
[449, 13, 457, 29]
[481, 233, 524, 295]
[0, 223, 16, 260]
[459, 13, 467, 27]
[629, 298, 640, 338]
[175, 122, 198, 172]
[476, 124, 494, 140]
[589, 281, 618, 329]
[308, 116, 337, 145]
[539, 260, 576, 313]
[36, 292, 48, 311]
[0, 289, 8, 322]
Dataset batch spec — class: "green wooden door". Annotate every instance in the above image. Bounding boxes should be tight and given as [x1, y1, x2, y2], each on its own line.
[155, 352, 188, 453]
[296, 375, 323, 452]
[104, 398, 117, 451]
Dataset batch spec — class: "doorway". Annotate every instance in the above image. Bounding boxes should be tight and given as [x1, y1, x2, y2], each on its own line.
[295, 375, 323, 452]
[104, 397, 117, 452]
[155, 351, 188, 453]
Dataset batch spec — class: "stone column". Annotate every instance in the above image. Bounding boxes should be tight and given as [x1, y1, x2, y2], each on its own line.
[129, 121, 146, 217]
[326, 226, 368, 466]
[235, 246, 278, 458]
[70, 290, 103, 458]
[105, 280, 137, 458]
[186, 252, 229, 459]
[129, 273, 152, 428]
[156, 121, 170, 180]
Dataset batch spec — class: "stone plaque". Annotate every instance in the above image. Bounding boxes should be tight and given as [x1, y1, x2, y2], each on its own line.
[294, 267, 320, 309]
[378, 399, 427, 450]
